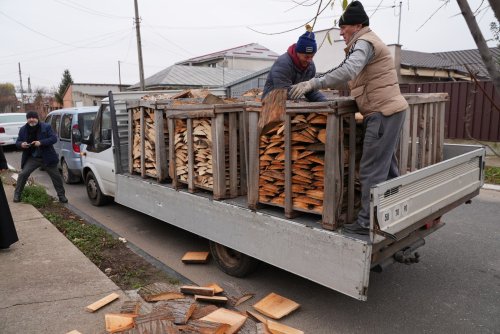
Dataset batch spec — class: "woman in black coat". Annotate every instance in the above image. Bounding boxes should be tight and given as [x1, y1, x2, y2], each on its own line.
[0, 146, 18, 249]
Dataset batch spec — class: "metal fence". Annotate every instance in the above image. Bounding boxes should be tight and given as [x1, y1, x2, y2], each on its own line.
[399, 81, 500, 142]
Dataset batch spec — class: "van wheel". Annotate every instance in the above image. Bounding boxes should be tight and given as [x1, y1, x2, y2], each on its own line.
[85, 171, 110, 206]
[209, 241, 260, 278]
[61, 160, 80, 184]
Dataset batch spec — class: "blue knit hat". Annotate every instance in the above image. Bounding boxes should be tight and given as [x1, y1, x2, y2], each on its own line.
[296, 25, 317, 54]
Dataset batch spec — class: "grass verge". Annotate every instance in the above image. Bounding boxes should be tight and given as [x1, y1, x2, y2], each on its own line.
[19, 183, 180, 290]
[485, 166, 500, 185]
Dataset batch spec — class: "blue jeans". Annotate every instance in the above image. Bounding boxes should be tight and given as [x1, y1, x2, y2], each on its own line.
[357, 111, 405, 228]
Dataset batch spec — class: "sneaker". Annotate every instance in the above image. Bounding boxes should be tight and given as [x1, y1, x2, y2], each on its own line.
[59, 195, 68, 203]
[13, 194, 21, 203]
[343, 222, 369, 235]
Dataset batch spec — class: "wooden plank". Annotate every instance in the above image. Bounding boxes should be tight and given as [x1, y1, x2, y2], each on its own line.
[267, 320, 304, 334]
[322, 112, 338, 230]
[85, 292, 119, 312]
[410, 104, 418, 172]
[234, 293, 255, 306]
[146, 292, 185, 302]
[284, 113, 293, 218]
[140, 106, 146, 178]
[187, 118, 195, 192]
[180, 285, 215, 296]
[239, 110, 248, 196]
[181, 251, 210, 264]
[437, 101, 445, 162]
[229, 112, 238, 198]
[128, 108, 134, 174]
[425, 103, 433, 166]
[253, 293, 300, 320]
[347, 114, 356, 222]
[155, 109, 168, 182]
[194, 295, 228, 304]
[203, 283, 224, 294]
[104, 313, 136, 333]
[168, 118, 177, 188]
[213, 113, 226, 200]
[418, 104, 427, 169]
[247, 111, 260, 210]
[399, 107, 411, 175]
[200, 308, 247, 334]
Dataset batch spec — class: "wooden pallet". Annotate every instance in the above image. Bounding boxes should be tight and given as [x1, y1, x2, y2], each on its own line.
[166, 103, 247, 200]
[247, 93, 447, 230]
[128, 101, 169, 182]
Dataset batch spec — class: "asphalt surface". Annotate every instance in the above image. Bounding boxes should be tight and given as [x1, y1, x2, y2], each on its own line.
[4, 148, 500, 333]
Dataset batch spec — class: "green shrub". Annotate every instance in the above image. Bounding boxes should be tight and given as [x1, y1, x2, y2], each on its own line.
[21, 185, 53, 208]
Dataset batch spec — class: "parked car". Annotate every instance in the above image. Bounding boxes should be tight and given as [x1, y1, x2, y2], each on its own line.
[0, 113, 26, 146]
[45, 107, 98, 183]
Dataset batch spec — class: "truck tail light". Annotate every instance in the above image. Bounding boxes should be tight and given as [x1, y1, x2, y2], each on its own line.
[0, 127, 5, 133]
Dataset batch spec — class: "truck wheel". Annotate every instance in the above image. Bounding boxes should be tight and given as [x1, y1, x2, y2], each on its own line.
[61, 160, 80, 184]
[85, 171, 109, 206]
[209, 241, 260, 278]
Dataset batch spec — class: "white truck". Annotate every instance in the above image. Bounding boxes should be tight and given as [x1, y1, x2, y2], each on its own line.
[80, 91, 485, 301]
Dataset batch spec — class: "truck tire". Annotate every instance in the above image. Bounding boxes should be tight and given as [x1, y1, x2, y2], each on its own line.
[61, 160, 80, 184]
[85, 171, 110, 206]
[209, 241, 260, 278]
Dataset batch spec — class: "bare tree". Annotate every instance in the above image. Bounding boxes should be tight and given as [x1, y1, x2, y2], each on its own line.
[456, 0, 500, 95]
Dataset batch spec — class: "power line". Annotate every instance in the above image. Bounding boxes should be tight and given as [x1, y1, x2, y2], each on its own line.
[53, 0, 131, 19]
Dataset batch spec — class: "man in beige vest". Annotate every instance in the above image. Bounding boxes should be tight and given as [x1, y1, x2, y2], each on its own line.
[290, 1, 408, 235]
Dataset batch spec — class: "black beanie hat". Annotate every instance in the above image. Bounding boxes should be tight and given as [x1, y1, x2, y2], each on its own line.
[339, 1, 369, 26]
[26, 111, 39, 119]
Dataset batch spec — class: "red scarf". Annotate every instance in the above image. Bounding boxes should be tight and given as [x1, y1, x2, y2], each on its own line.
[287, 44, 308, 71]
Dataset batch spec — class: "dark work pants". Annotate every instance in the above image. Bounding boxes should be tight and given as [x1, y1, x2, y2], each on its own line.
[14, 158, 65, 198]
[357, 111, 406, 228]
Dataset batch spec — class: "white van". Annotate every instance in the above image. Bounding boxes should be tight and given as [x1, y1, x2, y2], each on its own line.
[0, 113, 26, 146]
[45, 107, 98, 183]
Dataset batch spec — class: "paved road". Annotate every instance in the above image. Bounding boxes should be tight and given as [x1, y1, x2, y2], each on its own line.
[5, 148, 500, 333]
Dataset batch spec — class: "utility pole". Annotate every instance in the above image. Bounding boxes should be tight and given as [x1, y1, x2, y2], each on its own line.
[398, 1, 403, 45]
[118, 60, 122, 91]
[18, 62, 24, 112]
[134, 0, 145, 91]
[397, 1, 402, 45]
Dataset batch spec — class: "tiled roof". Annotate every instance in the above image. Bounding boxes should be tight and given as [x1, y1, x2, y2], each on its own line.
[434, 47, 500, 78]
[400, 47, 500, 79]
[177, 43, 279, 64]
[400, 50, 467, 73]
[129, 65, 254, 89]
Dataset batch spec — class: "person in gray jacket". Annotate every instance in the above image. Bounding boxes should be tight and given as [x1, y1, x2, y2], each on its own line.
[262, 26, 326, 102]
[290, 1, 408, 235]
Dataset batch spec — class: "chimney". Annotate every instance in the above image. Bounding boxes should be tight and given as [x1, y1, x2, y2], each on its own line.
[388, 44, 402, 82]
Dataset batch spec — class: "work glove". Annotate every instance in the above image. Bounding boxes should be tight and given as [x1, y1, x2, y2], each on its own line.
[289, 80, 313, 100]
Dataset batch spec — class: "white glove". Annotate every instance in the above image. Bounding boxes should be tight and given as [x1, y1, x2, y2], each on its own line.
[289, 81, 313, 100]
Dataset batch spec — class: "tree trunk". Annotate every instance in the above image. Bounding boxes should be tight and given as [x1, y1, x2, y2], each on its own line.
[456, 0, 500, 95]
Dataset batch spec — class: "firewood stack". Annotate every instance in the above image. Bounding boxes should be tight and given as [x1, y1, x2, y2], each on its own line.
[172, 116, 241, 196]
[130, 106, 169, 180]
[258, 112, 363, 217]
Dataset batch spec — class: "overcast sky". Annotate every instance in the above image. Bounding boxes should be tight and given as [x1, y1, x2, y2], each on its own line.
[0, 0, 496, 91]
